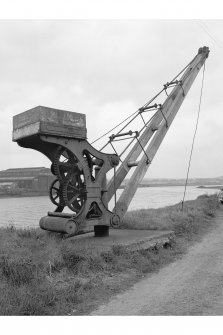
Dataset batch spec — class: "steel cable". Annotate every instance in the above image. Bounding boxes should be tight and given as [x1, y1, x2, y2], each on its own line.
[181, 63, 206, 210]
[91, 58, 194, 146]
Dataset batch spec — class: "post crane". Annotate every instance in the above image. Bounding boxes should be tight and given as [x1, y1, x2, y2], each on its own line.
[12, 46, 209, 237]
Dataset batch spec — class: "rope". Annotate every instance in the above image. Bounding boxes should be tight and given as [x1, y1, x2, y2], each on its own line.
[195, 20, 223, 49]
[181, 63, 206, 211]
[91, 110, 138, 145]
[91, 57, 194, 146]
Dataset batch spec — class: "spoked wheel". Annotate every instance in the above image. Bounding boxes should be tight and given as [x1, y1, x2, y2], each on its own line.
[49, 178, 65, 208]
[63, 172, 87, 214]
[53, 146, 79, 181]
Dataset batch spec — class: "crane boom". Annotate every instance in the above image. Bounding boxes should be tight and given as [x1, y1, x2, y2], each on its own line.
[108, 46, 209, 219]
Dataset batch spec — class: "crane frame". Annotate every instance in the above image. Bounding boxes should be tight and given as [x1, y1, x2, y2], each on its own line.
[12, 46, 209, 237]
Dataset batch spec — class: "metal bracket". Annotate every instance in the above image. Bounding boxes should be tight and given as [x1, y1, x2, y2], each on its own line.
[163, 80, 181, 97]
[135, 136, 151, 165]
[158, 104, 168, 128]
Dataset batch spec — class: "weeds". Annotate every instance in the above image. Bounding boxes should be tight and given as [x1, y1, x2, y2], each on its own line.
[0, 194, 219, 315]
[60, 246, 86, 272]
[0, 256, 35, 286]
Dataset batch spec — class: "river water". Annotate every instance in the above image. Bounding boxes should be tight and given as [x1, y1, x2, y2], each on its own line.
[0, 186, 219, 229]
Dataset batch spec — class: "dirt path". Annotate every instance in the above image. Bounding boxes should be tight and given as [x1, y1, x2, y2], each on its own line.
[91, 208, 223, 315]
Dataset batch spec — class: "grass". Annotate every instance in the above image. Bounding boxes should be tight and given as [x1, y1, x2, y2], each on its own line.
[122, 194, 217, 232]
[0, 194, 219, 315]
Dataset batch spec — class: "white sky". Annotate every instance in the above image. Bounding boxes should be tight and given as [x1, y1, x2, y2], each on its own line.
[1, 19, 223, 178]
[1, 1, 223, 335]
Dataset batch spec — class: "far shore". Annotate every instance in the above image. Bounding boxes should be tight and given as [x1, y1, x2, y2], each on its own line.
[0, 184, 221, 199]
[119, 183, 222, 189]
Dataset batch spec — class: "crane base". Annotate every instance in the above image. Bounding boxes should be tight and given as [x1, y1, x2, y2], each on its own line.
[68, 229, 175, 253]
[39, 213, 111, 238]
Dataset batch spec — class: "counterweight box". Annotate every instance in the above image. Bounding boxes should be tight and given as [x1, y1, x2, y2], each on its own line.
[12, 106, 87, 141]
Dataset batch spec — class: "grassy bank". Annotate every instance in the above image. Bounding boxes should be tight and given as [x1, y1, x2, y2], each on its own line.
[0, 194, 219, 315]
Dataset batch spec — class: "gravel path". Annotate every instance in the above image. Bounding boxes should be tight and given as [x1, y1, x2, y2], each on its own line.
[91, 208, 223, 315]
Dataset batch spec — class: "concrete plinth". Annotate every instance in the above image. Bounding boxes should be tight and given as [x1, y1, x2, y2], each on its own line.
[70, 229, 175, 253]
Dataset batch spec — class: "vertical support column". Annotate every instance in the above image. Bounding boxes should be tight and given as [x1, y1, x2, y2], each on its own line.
[94, 168, 109, 237]
[101, 174, 108, 210]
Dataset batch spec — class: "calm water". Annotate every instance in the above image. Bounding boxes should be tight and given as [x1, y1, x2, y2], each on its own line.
[0, 186, 218, 229]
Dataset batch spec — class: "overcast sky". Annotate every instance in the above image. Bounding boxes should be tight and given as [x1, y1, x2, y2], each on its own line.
[1, 19, 223, 178]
